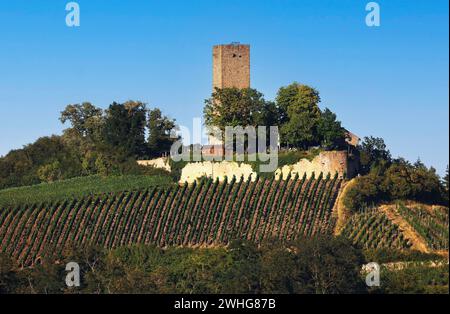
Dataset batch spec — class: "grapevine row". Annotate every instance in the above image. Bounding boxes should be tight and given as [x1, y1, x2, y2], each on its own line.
[0, 174, 342, 265]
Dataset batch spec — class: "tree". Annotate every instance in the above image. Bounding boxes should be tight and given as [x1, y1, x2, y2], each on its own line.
[276, 83, 322, 148]
[383, 159, 443, 203]
[16, 256, 66, 294]
[317, 108, 346, 150]
[345, 157, 445, 211]
[204, 88, 276, 133]
[443, 166, 449, 205]
[148, 108, 178, 158]
[103, 101, 148, 158]
[444, 166, 449, 192]
[281, 109, 318, 149]
[0, 135, 83, 189]
[60, 102, 104, 141]
[61, 245, 107, 293]
[60, 103, 105, 176]
[291, 236, 366, 294]
[343, 173, 384, 211]
[276, 82, 321, 120]
[259, 240, 296, 293]
[223, 240, 261, 293]
[358, 136, 392, 175]
[37, 160, 63, 183]
[0, 253, 18, 294]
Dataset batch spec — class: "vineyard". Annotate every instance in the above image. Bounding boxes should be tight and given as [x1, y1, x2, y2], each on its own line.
[0, 175, 173, 208]
[0, 173, 342, 266]
[341, 209, 411, 249]
[396, 204, 449, 250]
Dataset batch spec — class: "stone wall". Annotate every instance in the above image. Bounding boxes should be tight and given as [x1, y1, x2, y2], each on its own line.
[180, 161, 256, 184]
[177, 151, 357, 184]
[137, 158, 171, 172]
[275, 151, 351, 180]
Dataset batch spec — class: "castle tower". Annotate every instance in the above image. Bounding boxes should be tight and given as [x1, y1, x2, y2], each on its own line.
[207, 43, 250, 146]
[213, 43, 250, 90]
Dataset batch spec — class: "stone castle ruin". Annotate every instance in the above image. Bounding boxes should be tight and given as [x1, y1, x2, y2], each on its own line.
[140, 43, 359, 182]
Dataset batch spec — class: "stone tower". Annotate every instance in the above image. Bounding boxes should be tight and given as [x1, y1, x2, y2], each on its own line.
[213, 43, 250, 90]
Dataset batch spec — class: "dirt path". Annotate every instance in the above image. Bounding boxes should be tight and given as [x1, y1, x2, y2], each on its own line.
[379, 205, 430, 253]
[333, 178, 357, 235]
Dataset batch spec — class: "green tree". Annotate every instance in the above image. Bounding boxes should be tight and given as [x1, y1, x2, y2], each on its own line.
[276, 82, 321, 120]
[358, 136, 392, 175]
[0, 136, 83, 189]
[223, 240, 261, 293]
[60, 102, 105, 176]
[317, 108, 346, 150]
[281, 110, 318, 149]
[148, 108, 178, 158]
[291, 236, 366, 294]
[259, 240, 296, 293]
[383, 159, 443, 203]
[61, 245, 107, 293]
[442, 166, 449, 205]
[343, 173, 384, 211]
[345, 158, 445, 211]
[37, 160, 63, 183]
[276, 83, 322, 148]
[60, 102, 104, 141]
[204, 88, 276, 133]
[103, 101, 148, 158]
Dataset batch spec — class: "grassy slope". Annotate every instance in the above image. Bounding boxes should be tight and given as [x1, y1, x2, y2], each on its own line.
[0, 150, 320, 207]
[0, 175, 174, 208]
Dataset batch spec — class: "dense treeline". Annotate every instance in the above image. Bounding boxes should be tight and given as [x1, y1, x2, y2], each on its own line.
[0, 237, 367, 294]
[1, 239, 447, 294]
[0, 102, 177, 190]
[376, 264, 449, 294]
[344, 137, 448, 211]
[204, 83, 348, 150]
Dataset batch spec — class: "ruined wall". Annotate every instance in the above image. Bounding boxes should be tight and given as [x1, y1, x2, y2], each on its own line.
[178, 151, 356, 184]
[275, 151, 351, 180]
[213, 44, 250, 90]
[137, 158, 171, 172]
[180, 161, 256, 184]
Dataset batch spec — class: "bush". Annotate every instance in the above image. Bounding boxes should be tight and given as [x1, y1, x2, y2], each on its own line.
[289, 236, 367, 294]
[363, 249, 444, 264]
[0, 253, 19, 294]
[373, 265, 449, 294]
[343, 174, 384, 212]
[0, 240, 370, 294]
[344, 160, 445, 212]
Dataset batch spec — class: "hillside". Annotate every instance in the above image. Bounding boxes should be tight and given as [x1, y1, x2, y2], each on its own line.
[0, 173, 341, 266]
[341, 204, 449, 254]
[0, 175, 174, 208]
[341, 209, 412, 250]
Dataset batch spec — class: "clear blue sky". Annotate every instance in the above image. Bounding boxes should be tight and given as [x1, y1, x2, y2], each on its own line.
[0, 0, 448, 174]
